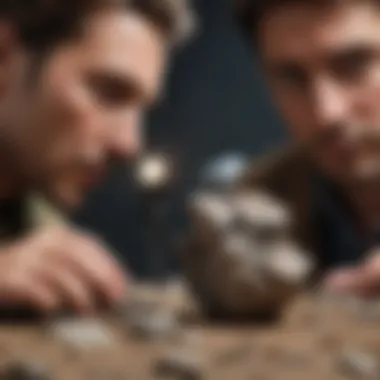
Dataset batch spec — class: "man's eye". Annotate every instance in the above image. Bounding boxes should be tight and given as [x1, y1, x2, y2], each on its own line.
[87, 74, 134, 107]
[274, 67, 309, 90]
[333, 49, 375, 81]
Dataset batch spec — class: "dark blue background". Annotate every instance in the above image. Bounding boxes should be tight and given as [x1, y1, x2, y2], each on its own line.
[74, 0, 288, 276]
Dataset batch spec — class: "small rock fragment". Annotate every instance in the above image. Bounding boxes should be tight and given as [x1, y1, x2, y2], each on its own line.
[337, 349, 379, 379]
[47, 318, 116, 351]
[2, 361, 50, 380]
[154, 352, 203, 380]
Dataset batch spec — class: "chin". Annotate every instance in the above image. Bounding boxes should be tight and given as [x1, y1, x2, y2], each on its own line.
[44, 186, 84, 211]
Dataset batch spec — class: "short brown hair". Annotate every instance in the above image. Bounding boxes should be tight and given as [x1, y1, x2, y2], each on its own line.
[0, 0, 196, 54]
[234, 0, 369, 43]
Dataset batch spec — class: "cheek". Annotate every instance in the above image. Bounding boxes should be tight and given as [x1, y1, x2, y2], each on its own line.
[351, 76, 380, 122]
[40, 80, 103, 164]
[273, 88, 315, 141]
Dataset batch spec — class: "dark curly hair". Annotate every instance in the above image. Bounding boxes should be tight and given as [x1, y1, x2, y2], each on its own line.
[0, 0, 195, 54]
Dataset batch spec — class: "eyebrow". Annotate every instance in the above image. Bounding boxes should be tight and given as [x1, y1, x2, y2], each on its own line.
[327, 43, 378, 64]
[106, 70, 159, 107]
[264, 41, 380, 71]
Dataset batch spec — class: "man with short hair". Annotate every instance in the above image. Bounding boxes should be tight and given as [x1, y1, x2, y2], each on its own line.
[184, 0, 380, 318]
[0, 0, 194, 315]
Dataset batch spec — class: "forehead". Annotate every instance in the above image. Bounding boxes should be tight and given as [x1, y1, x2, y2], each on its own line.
[67, 9, 168, 102]
[259, 2, 380, 65]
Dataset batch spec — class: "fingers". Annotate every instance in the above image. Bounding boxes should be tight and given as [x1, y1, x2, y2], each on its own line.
[22, 281, 60, 314]
[49, 234, 128, 307]
[0, 276, 60, 315]
[324, 267, 365, 293]
[0, 228, 129, 315]
[37, 266, 94, 315]
[323, 265, 380, 297]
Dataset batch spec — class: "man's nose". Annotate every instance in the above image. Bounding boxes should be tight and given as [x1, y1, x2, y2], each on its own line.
[107, 110, 144, 159]
[312, 77, 349, 130]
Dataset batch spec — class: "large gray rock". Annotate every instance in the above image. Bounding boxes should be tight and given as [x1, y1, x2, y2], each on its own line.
[182, 190, 315, 319]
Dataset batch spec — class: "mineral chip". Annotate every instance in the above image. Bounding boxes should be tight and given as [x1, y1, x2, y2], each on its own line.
[337, 348, 379, 379]
[1, 361, 50, 380]
[154, 352, 203, 380]
[47, 318, 116, 351]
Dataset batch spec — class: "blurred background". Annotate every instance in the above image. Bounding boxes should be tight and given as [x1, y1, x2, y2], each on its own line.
[74, 0, 288, 278]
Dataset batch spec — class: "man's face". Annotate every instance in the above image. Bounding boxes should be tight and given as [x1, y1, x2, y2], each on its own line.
[260, 2, 380, 183]
[0, 9, 167, 207]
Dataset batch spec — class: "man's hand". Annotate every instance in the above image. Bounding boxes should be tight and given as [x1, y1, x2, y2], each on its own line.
[324, 250, 380, 297]
[0, 227, 128, 315]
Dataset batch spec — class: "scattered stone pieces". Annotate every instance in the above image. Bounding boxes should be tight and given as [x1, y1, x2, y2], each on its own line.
[337, 348, 379, 379]
[47, 318, 116, 351]
[153, 352, 203, 380]
[1, 361, 50, 380]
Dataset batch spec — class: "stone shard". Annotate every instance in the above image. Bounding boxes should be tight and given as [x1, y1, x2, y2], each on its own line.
[153, 351, 203, 380]
[1, 361, 50, 380]
[337, 348, 379, 379]
[47, 318, 116, 351]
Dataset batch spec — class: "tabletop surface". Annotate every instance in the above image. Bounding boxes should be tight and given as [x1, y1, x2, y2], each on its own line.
[0, 283, 380, 380]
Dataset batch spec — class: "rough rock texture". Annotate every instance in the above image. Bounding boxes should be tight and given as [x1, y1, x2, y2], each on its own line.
[183, 190, 315, 319]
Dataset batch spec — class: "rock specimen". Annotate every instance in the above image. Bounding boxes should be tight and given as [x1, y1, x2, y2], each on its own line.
[182, 189, 315, 319]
